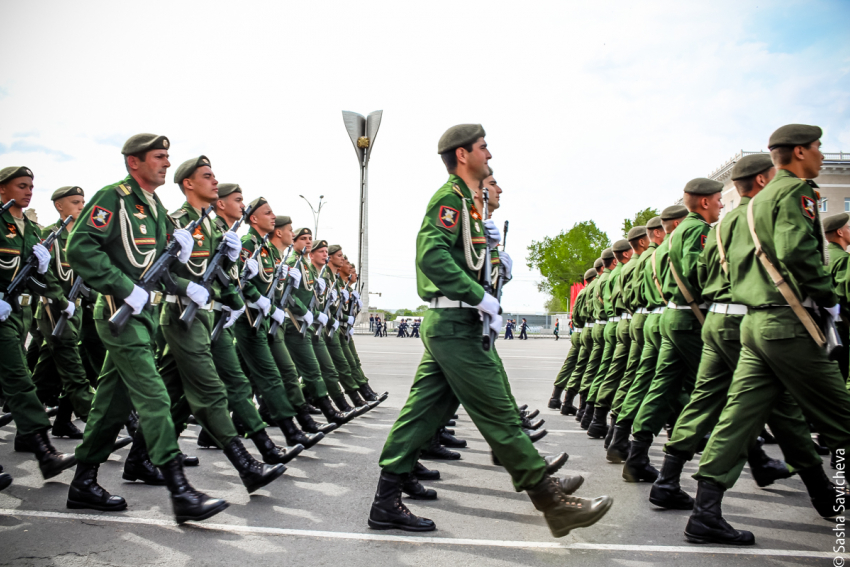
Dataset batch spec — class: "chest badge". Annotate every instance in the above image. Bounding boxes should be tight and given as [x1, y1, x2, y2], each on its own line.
[193, 226, 204, 247]
[139, 224, 147, 235]
[5, 223, 16, 239]
[133, 204, 147, 220]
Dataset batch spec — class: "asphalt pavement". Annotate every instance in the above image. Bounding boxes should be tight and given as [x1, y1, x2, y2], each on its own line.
[0, 335, 844, 566]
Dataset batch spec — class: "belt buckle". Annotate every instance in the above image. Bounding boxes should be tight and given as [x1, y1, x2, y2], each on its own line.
[74, 298, 82, 308]
[150, 291, 163, 305]
[20, 295, 31, 307]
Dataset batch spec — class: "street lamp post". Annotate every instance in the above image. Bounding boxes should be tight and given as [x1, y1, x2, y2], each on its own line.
[299, 194, 326, 237]
[342, 110, 383, 322]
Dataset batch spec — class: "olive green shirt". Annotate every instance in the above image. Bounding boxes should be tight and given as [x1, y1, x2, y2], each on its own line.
[698, 198, 750, 305]
[828, 241, 850, 312]
[603, 262, 622, 317]
[663, 211, 710, 306]
[0, 205, 43, 294]
[620, 250, 643, 313]
[642, 235, 670, 310]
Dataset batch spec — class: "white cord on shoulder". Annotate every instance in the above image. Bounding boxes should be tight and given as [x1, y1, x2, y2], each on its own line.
[54, 241, 73, 282]
[461, 198, 486, 271]
[119, 199, 155, 269]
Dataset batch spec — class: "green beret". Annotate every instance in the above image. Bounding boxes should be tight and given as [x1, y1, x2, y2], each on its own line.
[593, 258, 604, 269]
[584, 268, 597, 281]
[661, 205, 689, 220]
[823, 213, 850, 233]
[646, 216, 662, 230]
[312, 239, 328, 253]
[627, 226, 646, 241]
[174, 156, 211, 186]
[121, 133, 169, 156]
[293, 227, 312, 240]
[768, 124, 822, 150]
[274, 215, 292, 228]
[51, 186, 84, 201]
[328, 244, 342, 256]
[437, 124, 486, 154]
[217, 183, 241, 198]
[731, 154, 774, 180]
[248, 197, 268, 212]
[612, 240, 631, 253]
[0, 166, 33, 184]
[684, 178, 723, 195]
[601, 248, 614, 260]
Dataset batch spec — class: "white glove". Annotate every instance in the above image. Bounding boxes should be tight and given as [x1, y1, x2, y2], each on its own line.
[499, 251, 513, 281]
[332, 319, 340, 331]
[223, 231, 241, 262]
[316, 277, 326, 294]
[255, 295, 271, 315]
[348, 326, 355, 336]
[243, 258, 259, 280]
[32, 243, 50, 274]
[476, 293, 501, 318]
[483, 219, 501, 246]
[0, 299, 11, 322]
[329, 288, 338, 303]
[271, 308, 285, 325]
[298, 311, 314, 326]
[186, 282, 209, 307]
[825, 304, 841, 319]
[317, 312, 329, 326]
[277, 264, 290, 280]
[172, 229, 194, 264]
[124, 285, 149, 315]
[341, 289, 350, 302]
[223, 306, 244, 328]
[62, 302, 76, 318]
[347, 316, 354, 326]
[352, 291, 360, 301]
[288, 267, 302, 289]
[356, 298, 363, 310]
[489, 315, 501, 335]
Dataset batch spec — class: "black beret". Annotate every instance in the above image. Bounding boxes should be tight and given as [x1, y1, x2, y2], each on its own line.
[612, 240, 631, 253]
[0, 166, 33, 184]
[601, 248, 615, 260]
[293, 227, 312, 240]
[584, 268, 598, 281]
[274, 215, 292, 228]
[684, 178, 723, 195]
[731, 154, 774, 180]
[122, 133, 169, 156]
[312, 239, 328, 252]
[646, 216, 663, 230]
[437, 124, 486, 154]
[51, 186, 84, 201]
[768, 124, 822, 150]
[661, 205, 689, 220]
[593, 258, 604, 269]
[174, 156, 211, 186]
[328, 244, 342, 255]
[217, 183, 242, 198]
[248, 197, 268, 212]
[823, 213, 850, 233]
[627, 226, 646, 241]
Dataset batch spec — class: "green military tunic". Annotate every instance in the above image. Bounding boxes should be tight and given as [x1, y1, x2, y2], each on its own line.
[322, 269, 363, 395]
[379, 174, 545, 490]
[587, 262, 620, 403]
[611, 248, 649, 415]
[696, 170, 850, 488]
[827, 241, 850, 380]
[567, 282, 596, 392]
[578, 274, 606, 393]
[554, 287, 587, 389]
[595, 258, 634, 409]
[304, 261, 348, 401]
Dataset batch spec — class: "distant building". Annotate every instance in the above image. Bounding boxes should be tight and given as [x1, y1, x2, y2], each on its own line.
[708, 150, 850, 220]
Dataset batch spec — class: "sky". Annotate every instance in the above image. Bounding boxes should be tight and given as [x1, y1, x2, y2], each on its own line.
[1, 0, 848, 313]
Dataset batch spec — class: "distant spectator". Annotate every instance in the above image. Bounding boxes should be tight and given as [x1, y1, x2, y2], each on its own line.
[519, 318, 528, 340]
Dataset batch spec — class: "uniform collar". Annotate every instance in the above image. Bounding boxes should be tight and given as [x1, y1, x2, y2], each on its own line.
[738, 196, 752, 207]
[125, 175, 165, 214]
[688, 211, 708, 225]
[448, 174, 473, 199]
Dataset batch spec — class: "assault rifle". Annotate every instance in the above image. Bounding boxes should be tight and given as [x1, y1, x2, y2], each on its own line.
[6, 214, 73, 313]
[481, 189, 501, 351]
[328, 274, 352, 340]
[268, 247, 306, 336]
[300, 258, 329, 337]
[211, 233, 269, 342]
[253, 245, 293, 333]
[51, 276, 91, 337]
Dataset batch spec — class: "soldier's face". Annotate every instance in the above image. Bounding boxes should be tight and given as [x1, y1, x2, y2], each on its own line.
[483, 175, 502, 211]
[278, 224, 294, 246]
[134, 150, 170, 188]
[55, 195, 85, 220]
[218, 192, 244, 222]
[187, 166, 218, 204]
[295, 234, 312, 253]
[330, 250, 345, 268]
[0, 176, 34, 208]
[800, 140, 824, 179]
[251, 203, 275, 233]
[311, 247, 328, 265]
[459, 138, 491, 181]
[705, 192, 723, 224]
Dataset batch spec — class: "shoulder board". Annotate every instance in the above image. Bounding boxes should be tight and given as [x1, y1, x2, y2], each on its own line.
[451, 184, 464, 198]
[806, 179, 819, 189]
[251, 235, 258, 246]
[114, 183, 132, 197]
[171, 208, 188, 219]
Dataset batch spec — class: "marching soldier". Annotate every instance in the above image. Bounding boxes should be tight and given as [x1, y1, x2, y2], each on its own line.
[824, 212, 850, 381]
[572, 259, 603, 420]
[579, 248, 614, 430]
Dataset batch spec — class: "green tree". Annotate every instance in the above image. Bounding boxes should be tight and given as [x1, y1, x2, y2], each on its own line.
[544, 295, 565, 313]
[622, 207, 660, 238]
[527, 220, 610, 310]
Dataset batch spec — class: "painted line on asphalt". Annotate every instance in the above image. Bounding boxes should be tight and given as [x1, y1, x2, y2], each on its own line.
[0, 509, 838, 559]
[357, 351, 566, 360]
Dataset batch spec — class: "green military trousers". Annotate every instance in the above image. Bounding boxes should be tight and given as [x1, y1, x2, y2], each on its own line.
[310, 332, 344, 397]
[324, 330, 362, 393]
[553, 329, 583, 388]
[612, 312, 647, 415]
[379, 309, 546, 490]
[595, 318, 632, 409]
[587, 320, 618, 402]
[632, 309, 703, 443]
[158, 304, 237, 449]
[267, 324, 308, 409]
[80, 306, 107, 388]
[282, 319, 330, 399]
[76, 308, 180, 466]
[616, 311, 663, 426]
[695, 308, 850, 488]
[665, 312, 820, 474]
[566, 327, 593, 391]
[345, 335, 370, 386]
[0, 304, 52, 436]
[33, 305, 93, 421]
[231, 314, 298, 422]
[579, 322, 607, 393]
[339, 335, 368, 388]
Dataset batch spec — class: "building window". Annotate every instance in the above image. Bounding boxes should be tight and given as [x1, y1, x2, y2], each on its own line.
[820, 198, 828, 213]
[845, 198, 850, 212]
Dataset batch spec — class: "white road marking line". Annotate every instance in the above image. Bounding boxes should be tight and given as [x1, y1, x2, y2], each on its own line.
[0, 509, 839, 559]
[357, 351, 567, 360]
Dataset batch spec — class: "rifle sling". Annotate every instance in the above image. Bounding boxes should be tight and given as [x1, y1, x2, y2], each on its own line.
[650, 248, 667, 304]
[667, 257, 705, 326]
[714, 216, 729, 275]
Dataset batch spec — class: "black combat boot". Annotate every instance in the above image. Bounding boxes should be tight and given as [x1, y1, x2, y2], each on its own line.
[760, 427, 776, 444]
[51, 398, 82, 439]
[545, 452, 569, 475]
[368, 471, 436, 531]
[123, 433, 166, 485]
[279, 417, 325, 449]
[363, 383, 389, 403]
[197, 428, 218, 449]
[587, 405, 609, 439]
[350, 389, 379, 411]
[317, 396, 357, 426]
[561, 388, 578, 416]
[402, 474, 437, 500]
[649, 453, 694, 510]
[525, 428, 548, 443]
[526, 475, 613, 538]
[623, 439, 659, 482]
[17, 430, 76, 479]
[548, 386, 564, 410]
[799, 465, 850, 520]
[421, 433, 461, 460]
[413, 461, 440, 480]
[604, 414, 616, 449]
[0, 469, 11, 492]
[160, 457, 228, 523]
[522, 416, 545, 430]
[684, 480, 754, 545]
[250, 429, 303, 465]
[747, 440, 793, 487]
[0, 412, 13, 428]
[125, 410, 139, 438]
[439, 427, 467, 448]
[333, 394, 369, 417]
[521, 408, 540, 420]
[113, 435, 133, 452]
[67, 463, 127, 511]
[358, 386, 381, 405]
[295, 405, 338, 435]
[305, 403, 322, 415]
[223, 438, 286, 493]
[575, 392, 587, 422]
[606, 423, 631, 463]
[580, 402, 595, 430]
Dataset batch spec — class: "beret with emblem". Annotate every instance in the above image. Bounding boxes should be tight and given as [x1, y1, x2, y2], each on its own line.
[0, 166, 34, 184]
[217, 183, 241, 198]
[51, 186, 84, 201]
[684, 178, 723, 195]
[823, 213, 850, 233]
[584, 268, 598, 281]
[248, 197, 268, 212]
[174, 156, 211, 186]
[274, 215, 292, 228]
[646, 216, 663, 229]
[768, 124, 822, 150]
[601, 248, 615, 260]
[731, 154, 774, 180]
[121, 133, 169, 156]
[594, 258, 604, 269]
[661, 205, 689, 220]
[627, 226, 646, 241]
[328, 244, 342, 255]
[612, 239, 631, 253]
[437, 124, 486, 154]
[312, 239, 328, 253]
[293, 227, 312, 240]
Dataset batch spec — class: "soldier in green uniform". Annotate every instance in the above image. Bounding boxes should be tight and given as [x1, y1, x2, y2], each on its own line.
[824, 212, 850, 381]
[607, 206, 687, 464]
[368, 124, 612, 537]
[0, 166, 77, 480]
[576, 256, 608, 426]
[581, 248, 617, 430]
[560, 267, 600, 416]
[66, 135, 227, 522]
[573, 259, 603, 421]
[686, 125, 850, 545]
